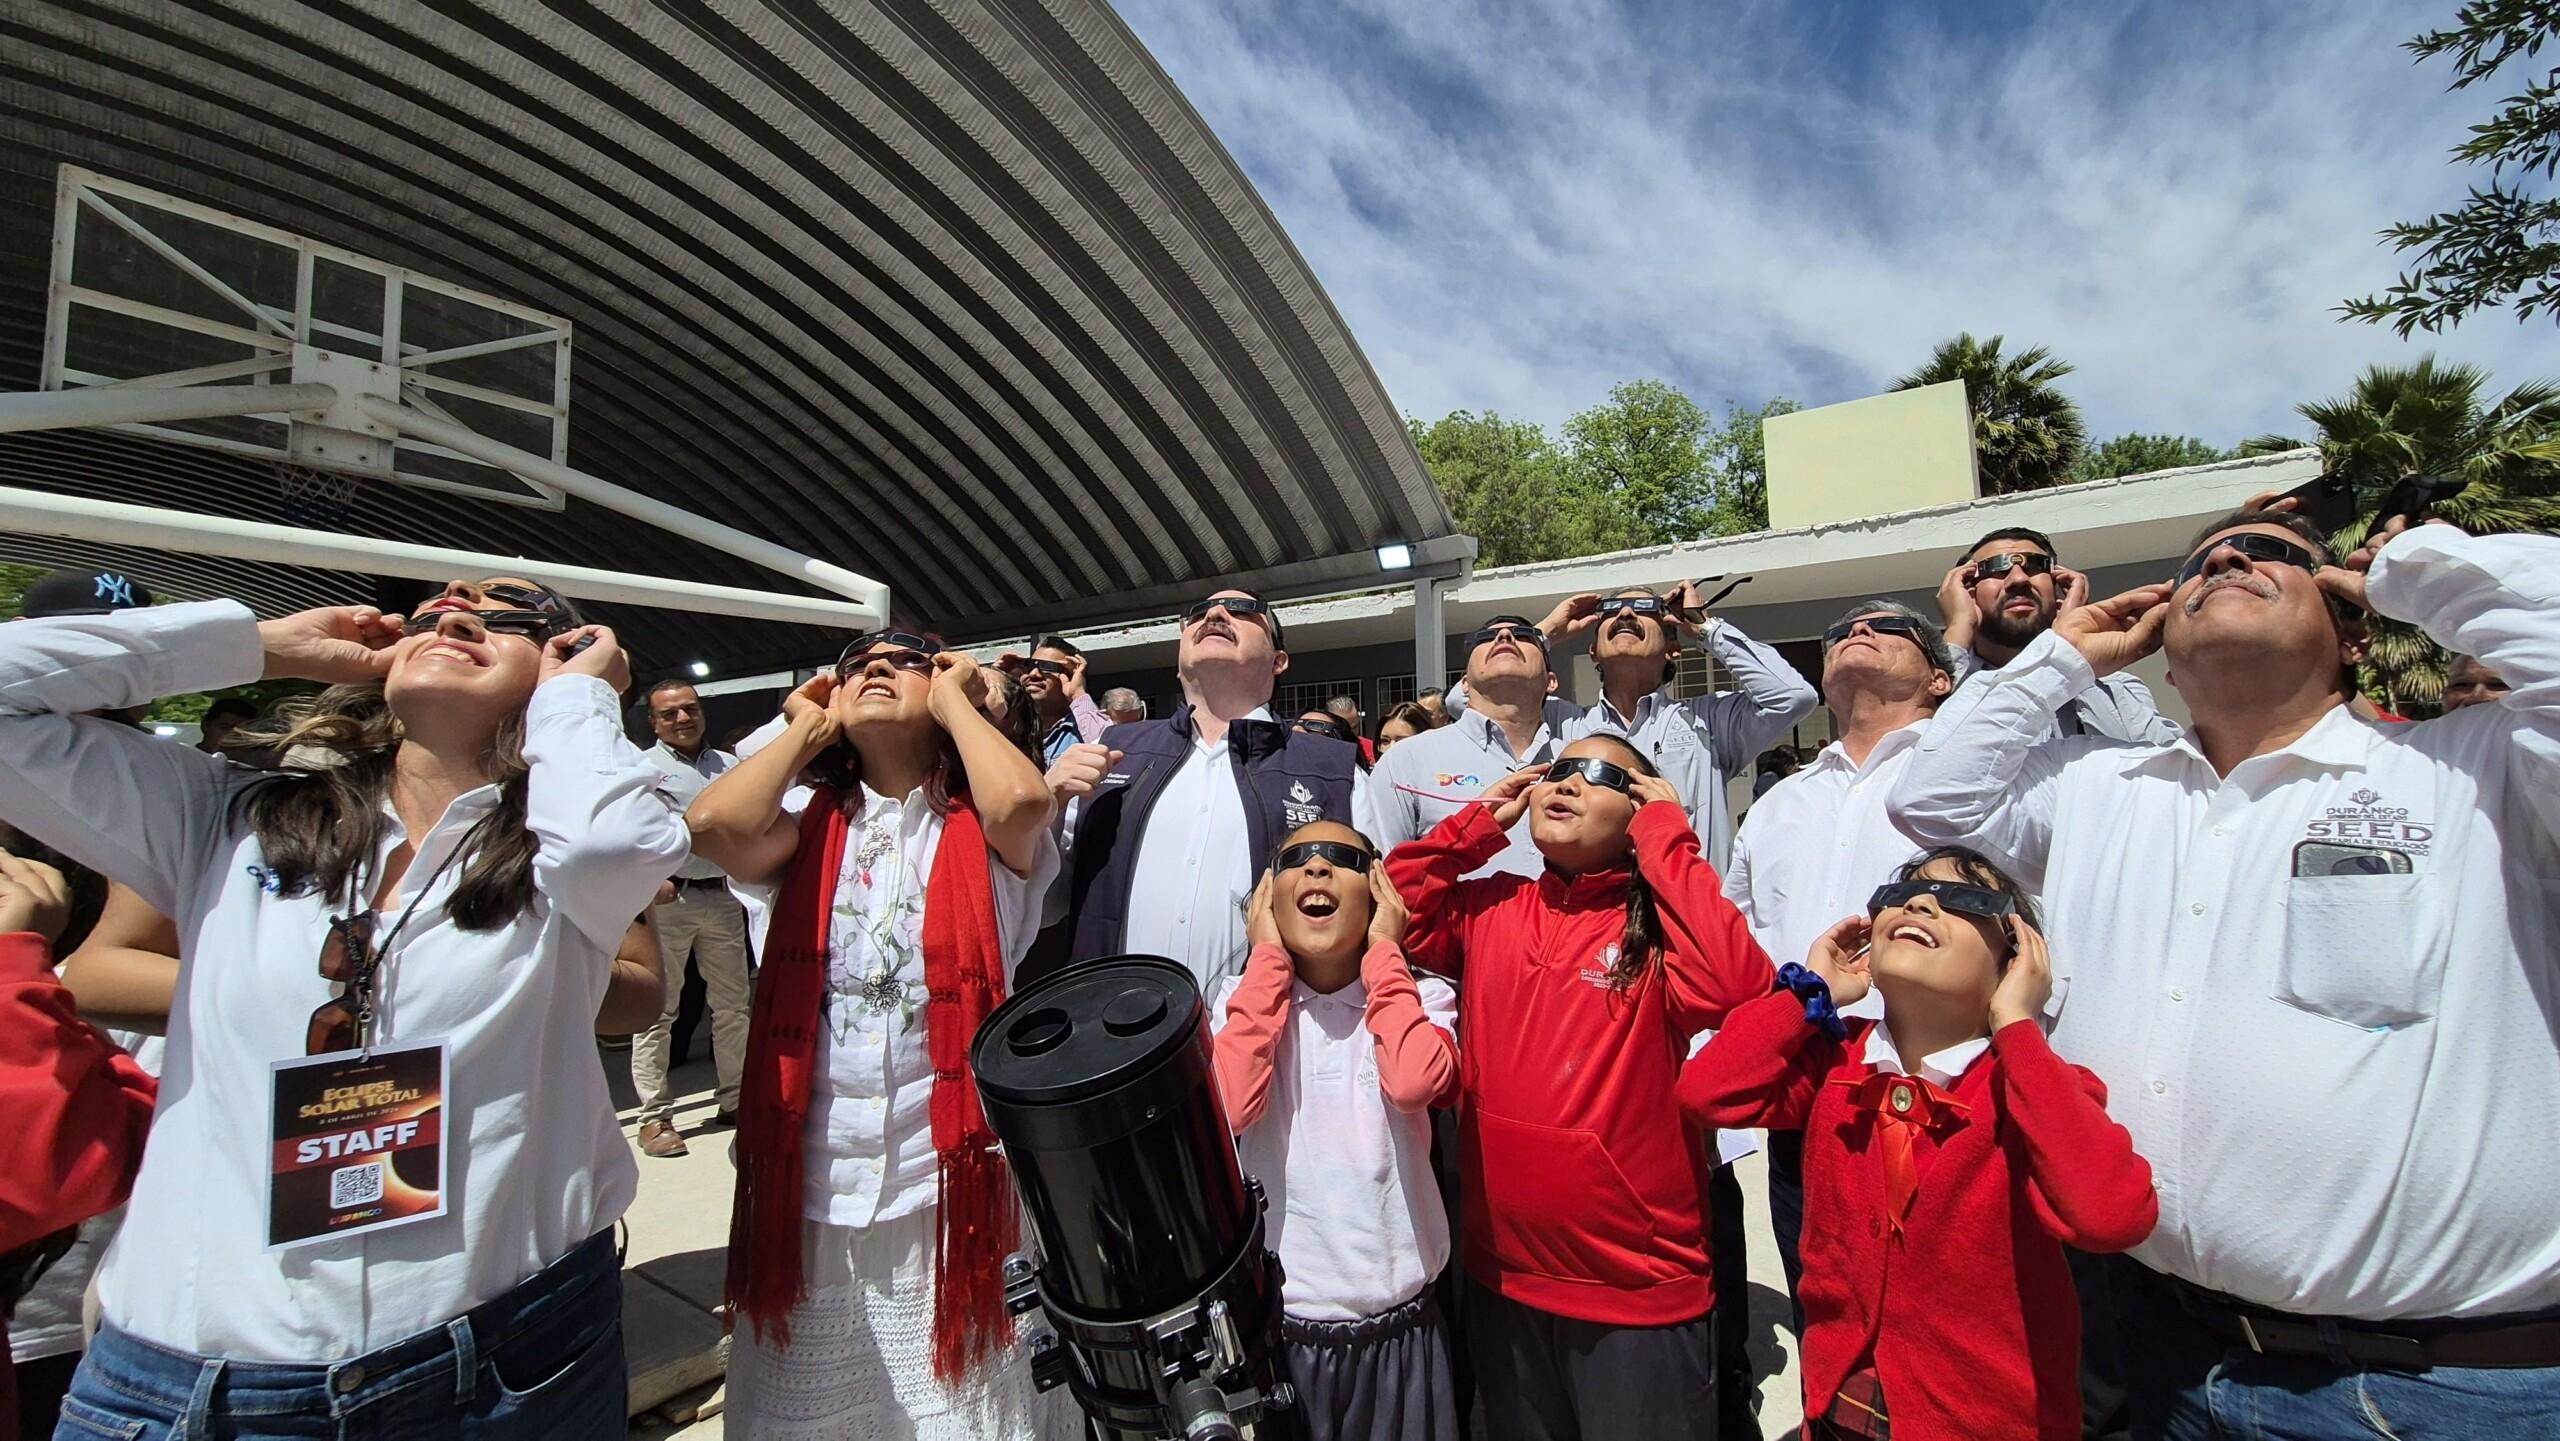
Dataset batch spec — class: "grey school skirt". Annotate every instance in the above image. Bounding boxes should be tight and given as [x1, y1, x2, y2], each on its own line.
[1281, 1287, 1462, 1441]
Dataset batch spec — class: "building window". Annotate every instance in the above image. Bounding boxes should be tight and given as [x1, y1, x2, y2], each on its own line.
[1276, 679, 1358, 718]
[1375, 673, 1417, 707]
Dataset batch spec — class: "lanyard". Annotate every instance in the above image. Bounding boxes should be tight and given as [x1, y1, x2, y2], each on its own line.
[341, 816, 487, 1053]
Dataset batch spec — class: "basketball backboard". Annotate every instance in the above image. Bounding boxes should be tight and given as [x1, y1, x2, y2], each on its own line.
[40, 166, 572, 513]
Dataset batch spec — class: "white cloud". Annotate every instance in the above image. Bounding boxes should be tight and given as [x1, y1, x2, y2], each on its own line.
[1115, 0, 2557, 445]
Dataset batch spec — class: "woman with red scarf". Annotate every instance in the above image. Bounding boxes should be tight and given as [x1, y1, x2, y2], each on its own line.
[688, 630, 1069, 1439]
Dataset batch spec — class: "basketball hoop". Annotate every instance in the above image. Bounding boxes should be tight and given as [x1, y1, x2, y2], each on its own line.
[276, 461, 360, 529]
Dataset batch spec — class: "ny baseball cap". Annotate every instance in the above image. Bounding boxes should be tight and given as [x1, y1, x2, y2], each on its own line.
[22, 568, 155, 618]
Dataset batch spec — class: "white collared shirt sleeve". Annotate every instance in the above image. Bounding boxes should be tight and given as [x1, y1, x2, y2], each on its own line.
[2369, 528, 2560, 833]
[522, 675, 691, 949]
[1891, 630, 2095, 888]
[1352, 765, 1379, 844]
[0, 602, 263, 917]
[1693, 619, 1819, 774]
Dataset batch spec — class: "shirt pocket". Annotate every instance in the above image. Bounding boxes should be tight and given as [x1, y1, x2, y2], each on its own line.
[1471, 1111, 1669, 1286]
[2271, 872, 2444, 1031]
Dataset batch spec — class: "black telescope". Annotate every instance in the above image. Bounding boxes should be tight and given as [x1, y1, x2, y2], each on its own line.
[971, 955, 1297, 1441]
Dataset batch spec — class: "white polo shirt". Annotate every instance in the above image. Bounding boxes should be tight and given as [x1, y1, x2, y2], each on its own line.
[1889, 528, 2560, 1320]
[1370, 699, 1580, 876]
[1209, 968, 1458, 1321]
[0, 602, 687, 1361]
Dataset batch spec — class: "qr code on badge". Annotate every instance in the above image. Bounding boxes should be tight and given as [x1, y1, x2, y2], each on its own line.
[330, 1161, 384, 1208]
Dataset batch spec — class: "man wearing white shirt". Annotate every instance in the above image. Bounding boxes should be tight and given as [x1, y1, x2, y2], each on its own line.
[1051, 589, 1371, 990]
[631, 680, 753, 1157]
[1890, 511, 2560, 1438]
[1935, 526, 2181, 746]
[1562, 582, 1818, 871]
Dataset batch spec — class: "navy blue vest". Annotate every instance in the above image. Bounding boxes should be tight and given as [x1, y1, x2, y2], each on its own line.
[1068, 705, 1358, 961]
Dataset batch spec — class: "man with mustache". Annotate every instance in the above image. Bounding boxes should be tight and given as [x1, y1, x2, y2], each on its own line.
[1051, 589, 1368, 989]
[1557, 582, 1817, 872]
[1890, 511, 2560, 1438]
[1938, 527, 2179, 745]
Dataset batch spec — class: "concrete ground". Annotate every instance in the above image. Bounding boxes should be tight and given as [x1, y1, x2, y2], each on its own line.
[615, 1048, 1803, 1439]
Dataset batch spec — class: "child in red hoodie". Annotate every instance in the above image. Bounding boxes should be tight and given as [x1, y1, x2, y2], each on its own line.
[1386, 734, 1773, 1441]
[1679, 847, 2156, 1441]
[0, 851, 157, 1441]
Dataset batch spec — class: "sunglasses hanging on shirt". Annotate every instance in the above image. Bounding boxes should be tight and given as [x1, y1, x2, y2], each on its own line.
[1275, 839, 1373, 874]
[1542, 756, 1634, 793]
[2174, 532, 2321, 587]
[1866, 877, 2019, 921]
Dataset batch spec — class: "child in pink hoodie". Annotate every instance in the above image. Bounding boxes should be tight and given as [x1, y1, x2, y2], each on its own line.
[1211, 821, 1460, 1441]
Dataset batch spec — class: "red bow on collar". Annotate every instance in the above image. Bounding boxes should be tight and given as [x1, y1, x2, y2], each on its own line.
[1844, 1070, 1970, 1240]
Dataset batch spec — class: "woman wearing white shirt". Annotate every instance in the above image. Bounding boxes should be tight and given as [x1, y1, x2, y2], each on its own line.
[690, 629, 1070, 1440]
[0, 578, 688, 1439]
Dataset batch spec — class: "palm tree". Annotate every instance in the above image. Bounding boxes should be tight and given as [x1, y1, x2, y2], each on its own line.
[2243, 355, 2560, 710]
[1891, 333, 2088, 495]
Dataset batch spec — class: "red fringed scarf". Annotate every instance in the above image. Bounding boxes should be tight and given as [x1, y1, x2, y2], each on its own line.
[725, 787, 1019, 1383]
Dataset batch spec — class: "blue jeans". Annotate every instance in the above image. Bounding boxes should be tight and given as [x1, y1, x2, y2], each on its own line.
[2117, 1259, 2560, 1440]
[54, 1231, 623, 1441]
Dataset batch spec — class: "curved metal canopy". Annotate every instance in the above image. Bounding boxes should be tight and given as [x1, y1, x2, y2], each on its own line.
[0, 0, 1460, 677]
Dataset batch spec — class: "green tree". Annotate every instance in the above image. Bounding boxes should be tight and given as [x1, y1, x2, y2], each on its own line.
[1559, 380, 1717, 539]
[1409, 410, 1649, 567]
[1699, 397, 1801, 535]
[2243, 354, 2560, 708]
[2341, 2, 2560, 335]
[0, 563, 43, 622]
[2069, 433, 2232, 482]
[1890, 333, 2088, 495]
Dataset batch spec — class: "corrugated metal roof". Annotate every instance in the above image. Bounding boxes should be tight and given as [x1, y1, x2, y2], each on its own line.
[0, 0, 1455, 676]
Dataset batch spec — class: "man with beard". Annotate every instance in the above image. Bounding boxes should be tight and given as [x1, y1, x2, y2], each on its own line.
[1892, 512, 2560, 1438]
[1938, 528, 2179, 745]
[1049, 589, 1368, 989]
[1001, 634, 1108, 766]
[1557, 582, 1816, 872]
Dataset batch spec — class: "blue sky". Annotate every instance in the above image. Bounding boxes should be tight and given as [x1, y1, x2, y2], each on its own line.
[1112, 0, 2556, 445]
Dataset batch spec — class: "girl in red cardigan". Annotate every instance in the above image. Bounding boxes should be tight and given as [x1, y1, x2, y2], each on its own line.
[1386, 734, 1774, 1441]
[1680, 847, 2157, 1441]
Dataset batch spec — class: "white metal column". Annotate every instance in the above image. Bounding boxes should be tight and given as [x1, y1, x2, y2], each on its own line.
[1412, 573, 1447, 694]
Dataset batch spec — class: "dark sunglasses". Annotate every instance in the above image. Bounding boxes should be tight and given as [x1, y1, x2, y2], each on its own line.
[2175, 532, 2321, 587]
[1022, 658, 1072, 677]
[1596, 596, 1668, 618]
[480, 580, 570, 615]
[1821, 614, 1927, 650]
[1276, 839, 1373, 874]
[1293, 716, 1353, 743]
[836, 631, 938, 677]
[1971, 552, 2054, 581]
[1469, 622, 1547, 652]
[1868, 877, 2019, 921]
[1183, 596, 1277, 631]
[308, 909, 381, 1055]
[1542, 756, 1634, 793]
[402, 608, 557, 644]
